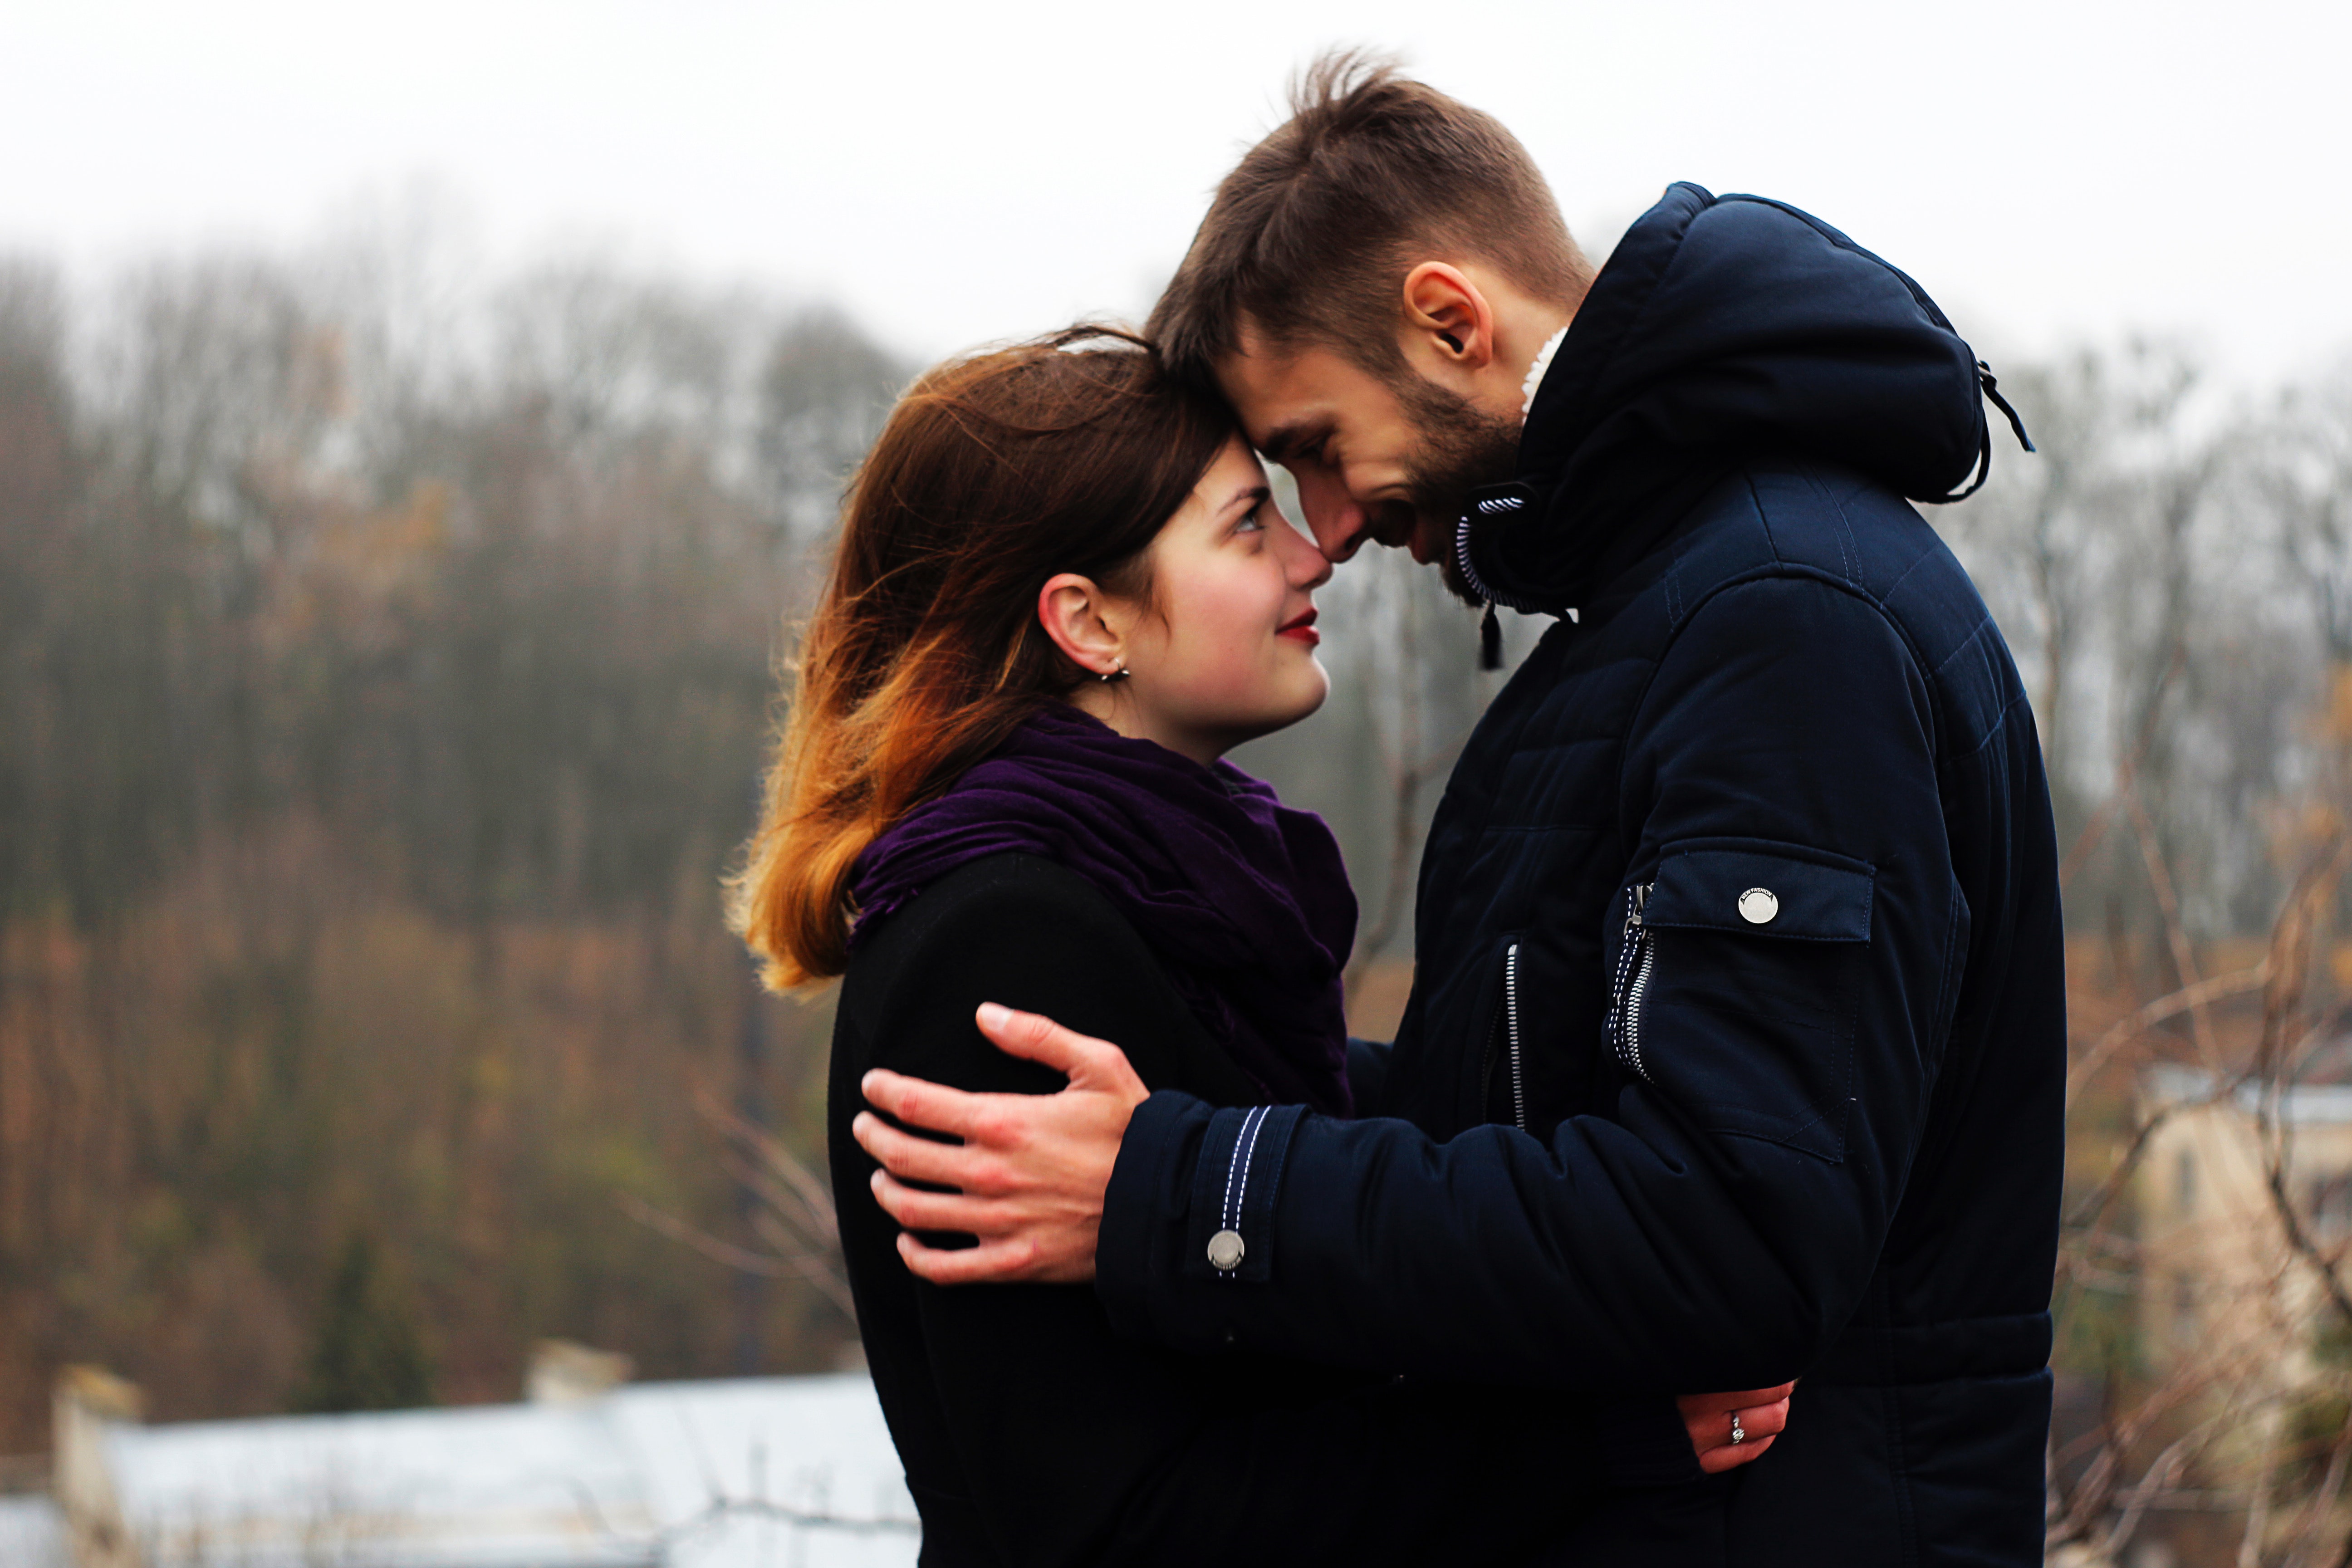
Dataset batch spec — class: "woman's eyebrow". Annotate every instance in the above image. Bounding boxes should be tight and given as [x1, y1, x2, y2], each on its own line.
[1223, 483, 1272, 517]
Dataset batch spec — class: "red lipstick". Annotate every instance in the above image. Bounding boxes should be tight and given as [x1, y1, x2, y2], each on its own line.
[1278, 608, 1320, 647]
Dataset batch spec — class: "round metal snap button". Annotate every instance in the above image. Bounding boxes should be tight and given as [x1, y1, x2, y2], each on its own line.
[1738, 888, 1779, 925]
[1207, 1229, 1246, 1271]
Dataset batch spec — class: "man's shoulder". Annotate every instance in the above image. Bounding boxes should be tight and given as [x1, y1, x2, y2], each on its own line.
[1642, 461, 2023, 753]
[1659, 461, 1950, 606]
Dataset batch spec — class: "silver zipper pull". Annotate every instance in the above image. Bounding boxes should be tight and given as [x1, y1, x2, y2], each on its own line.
[1504, 942, 1527, 1133]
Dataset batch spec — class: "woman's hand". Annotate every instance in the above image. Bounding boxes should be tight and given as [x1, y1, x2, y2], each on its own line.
[1678, 1383, 1795, 1473]
[853, 1003, 1148, 1284]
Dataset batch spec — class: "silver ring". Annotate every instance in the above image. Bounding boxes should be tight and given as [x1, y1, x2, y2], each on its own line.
[1729, 1411, 1746, 1446]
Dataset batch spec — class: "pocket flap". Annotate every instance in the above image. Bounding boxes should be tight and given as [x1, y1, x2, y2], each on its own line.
[1642, 842, 1874, 942]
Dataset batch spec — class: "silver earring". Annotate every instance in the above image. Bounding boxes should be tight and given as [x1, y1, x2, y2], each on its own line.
[1098, 660, 1129, 683]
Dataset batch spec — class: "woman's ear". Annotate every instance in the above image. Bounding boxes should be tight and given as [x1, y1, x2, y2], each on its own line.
[1037, 573, 1127, 678]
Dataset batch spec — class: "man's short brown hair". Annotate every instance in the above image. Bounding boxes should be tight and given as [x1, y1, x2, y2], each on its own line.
[1146, 51, 1592, 394]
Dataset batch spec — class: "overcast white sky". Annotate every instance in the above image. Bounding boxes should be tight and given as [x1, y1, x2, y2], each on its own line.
[5, 0, 2345, 387]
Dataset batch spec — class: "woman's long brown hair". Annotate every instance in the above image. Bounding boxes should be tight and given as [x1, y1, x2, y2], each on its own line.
[729, 326, 1234, 990]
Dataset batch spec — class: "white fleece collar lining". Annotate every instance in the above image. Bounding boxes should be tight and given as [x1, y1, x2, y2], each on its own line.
[1520, 325, 1570, 419]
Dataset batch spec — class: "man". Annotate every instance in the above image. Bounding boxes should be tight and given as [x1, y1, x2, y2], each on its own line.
[855, 56, 2061, 1565]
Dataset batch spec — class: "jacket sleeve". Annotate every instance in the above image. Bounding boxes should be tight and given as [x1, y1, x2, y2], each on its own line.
[1095, 576, 1968, 1394]
[853, 874, 1597, 1565]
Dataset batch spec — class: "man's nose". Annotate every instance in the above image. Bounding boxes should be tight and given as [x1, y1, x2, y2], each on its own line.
[1296, 472, 1367, 562]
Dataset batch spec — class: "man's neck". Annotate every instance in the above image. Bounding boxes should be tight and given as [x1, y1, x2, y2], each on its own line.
[1471, 295, 1576, 431]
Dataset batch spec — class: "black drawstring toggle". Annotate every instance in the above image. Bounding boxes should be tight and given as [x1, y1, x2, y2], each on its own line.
[1979, 361, 2035, 455]
[1940, 359, 2038, 503]
[1479, 600, 1503, 671]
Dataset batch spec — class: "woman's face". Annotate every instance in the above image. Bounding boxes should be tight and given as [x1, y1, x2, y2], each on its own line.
[1094, 438, 1333, 764]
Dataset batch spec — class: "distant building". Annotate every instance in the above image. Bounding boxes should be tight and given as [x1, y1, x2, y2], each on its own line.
[20, 1343, 916, 1568]
[2134, 1064, 2352, 1382]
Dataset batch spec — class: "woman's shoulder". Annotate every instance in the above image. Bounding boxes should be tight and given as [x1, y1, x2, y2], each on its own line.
[838, 851, 1256, 1103]
[846, 851, 1136, 1009]
[843, 850, 1158, 1033]
[856, 849, 1116, 951]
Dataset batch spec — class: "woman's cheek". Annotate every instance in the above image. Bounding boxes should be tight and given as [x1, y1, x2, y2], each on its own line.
[1176, 628, 1273, 719]
[1195, 589, 1267, 697]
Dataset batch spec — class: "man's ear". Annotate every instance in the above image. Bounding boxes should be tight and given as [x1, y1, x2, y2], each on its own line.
[1401, 262, 1498, 376]
[1037, 573, 1127, 678]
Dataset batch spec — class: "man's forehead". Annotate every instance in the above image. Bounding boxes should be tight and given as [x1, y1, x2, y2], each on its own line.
[1216, 336, 1355, 450]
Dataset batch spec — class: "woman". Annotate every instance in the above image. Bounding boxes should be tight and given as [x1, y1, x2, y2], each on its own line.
[731, 328, 1774, 1565]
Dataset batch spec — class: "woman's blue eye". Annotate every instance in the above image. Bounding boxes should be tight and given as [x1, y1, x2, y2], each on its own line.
[1236, 507, 1267, 534]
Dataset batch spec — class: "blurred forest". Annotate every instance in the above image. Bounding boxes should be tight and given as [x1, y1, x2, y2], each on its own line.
[8, 216, 2352, 1562]
[0, 229, 905, 1444]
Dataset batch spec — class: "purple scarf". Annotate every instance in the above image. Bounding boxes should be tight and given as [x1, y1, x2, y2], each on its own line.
[848, 706, 1356, 1115]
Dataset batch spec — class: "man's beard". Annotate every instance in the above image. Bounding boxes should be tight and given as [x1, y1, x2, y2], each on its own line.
[1388, 372, 1523, 606]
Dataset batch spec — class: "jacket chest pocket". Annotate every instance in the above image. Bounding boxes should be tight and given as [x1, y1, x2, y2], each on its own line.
[1607, 841, 1875, 1162]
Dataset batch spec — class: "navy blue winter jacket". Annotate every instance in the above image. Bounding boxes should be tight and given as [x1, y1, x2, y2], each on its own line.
[1095, 184, 2067, 1566]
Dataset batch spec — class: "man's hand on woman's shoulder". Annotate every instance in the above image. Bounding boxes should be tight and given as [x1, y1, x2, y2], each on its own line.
[853, 1003, 1145, 1284]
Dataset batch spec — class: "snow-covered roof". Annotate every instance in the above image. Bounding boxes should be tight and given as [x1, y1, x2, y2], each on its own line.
[0, 1494, 68, 1568]
[2144, 1063, 2352, 1126]
[102, 1372, 917, 1568]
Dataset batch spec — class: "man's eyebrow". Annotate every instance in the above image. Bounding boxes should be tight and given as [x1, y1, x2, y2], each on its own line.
[1257, 419, 1324, 465]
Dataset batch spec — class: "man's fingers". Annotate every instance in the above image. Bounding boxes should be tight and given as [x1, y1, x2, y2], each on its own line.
[897, 1230, 1040, 1285]
[973, 1002, 1094, 1073]
[850, 1111, 999, 1191]
[1697, 1433, 1776, 1475]
[860, 1068, 991, 1141]
[975, 1003, 1144, 1096]
[869, 1169, 1008, 1235]
[856, 1114, 964, 1189]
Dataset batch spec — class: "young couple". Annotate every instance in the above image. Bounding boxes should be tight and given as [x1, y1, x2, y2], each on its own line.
[735, 57, 2063, 1568]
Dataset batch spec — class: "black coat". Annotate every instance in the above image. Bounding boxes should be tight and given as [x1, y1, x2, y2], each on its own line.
[830, 852, 1602, 1566]
[1095, 185, 2067, 1566]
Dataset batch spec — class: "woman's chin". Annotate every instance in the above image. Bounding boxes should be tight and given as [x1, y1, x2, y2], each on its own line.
[1259, 674, 1332, 737]
[1296, 668, 1331, 722]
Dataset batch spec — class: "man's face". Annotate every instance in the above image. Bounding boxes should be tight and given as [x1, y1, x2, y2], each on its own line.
[1215, 331, 1522, 597]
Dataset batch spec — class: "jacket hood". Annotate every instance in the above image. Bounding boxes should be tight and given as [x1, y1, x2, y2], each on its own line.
[1463, 182, 2023, 615]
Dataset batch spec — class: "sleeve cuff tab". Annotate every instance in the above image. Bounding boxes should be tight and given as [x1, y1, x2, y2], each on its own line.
[1186, 1102, 1304, 1284]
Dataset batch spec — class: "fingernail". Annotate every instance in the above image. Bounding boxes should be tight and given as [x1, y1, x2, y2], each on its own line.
[977, 1002, 1010, 1032]
[862, 1070, 881, 1093]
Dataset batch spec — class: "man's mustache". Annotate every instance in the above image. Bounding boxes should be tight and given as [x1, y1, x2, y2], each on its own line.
[1365, 498, 1422, 549]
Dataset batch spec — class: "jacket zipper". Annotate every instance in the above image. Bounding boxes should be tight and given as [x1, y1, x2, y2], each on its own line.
[1608, 883, 1657, 1083]
[1504, 942, 1526, 1132]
